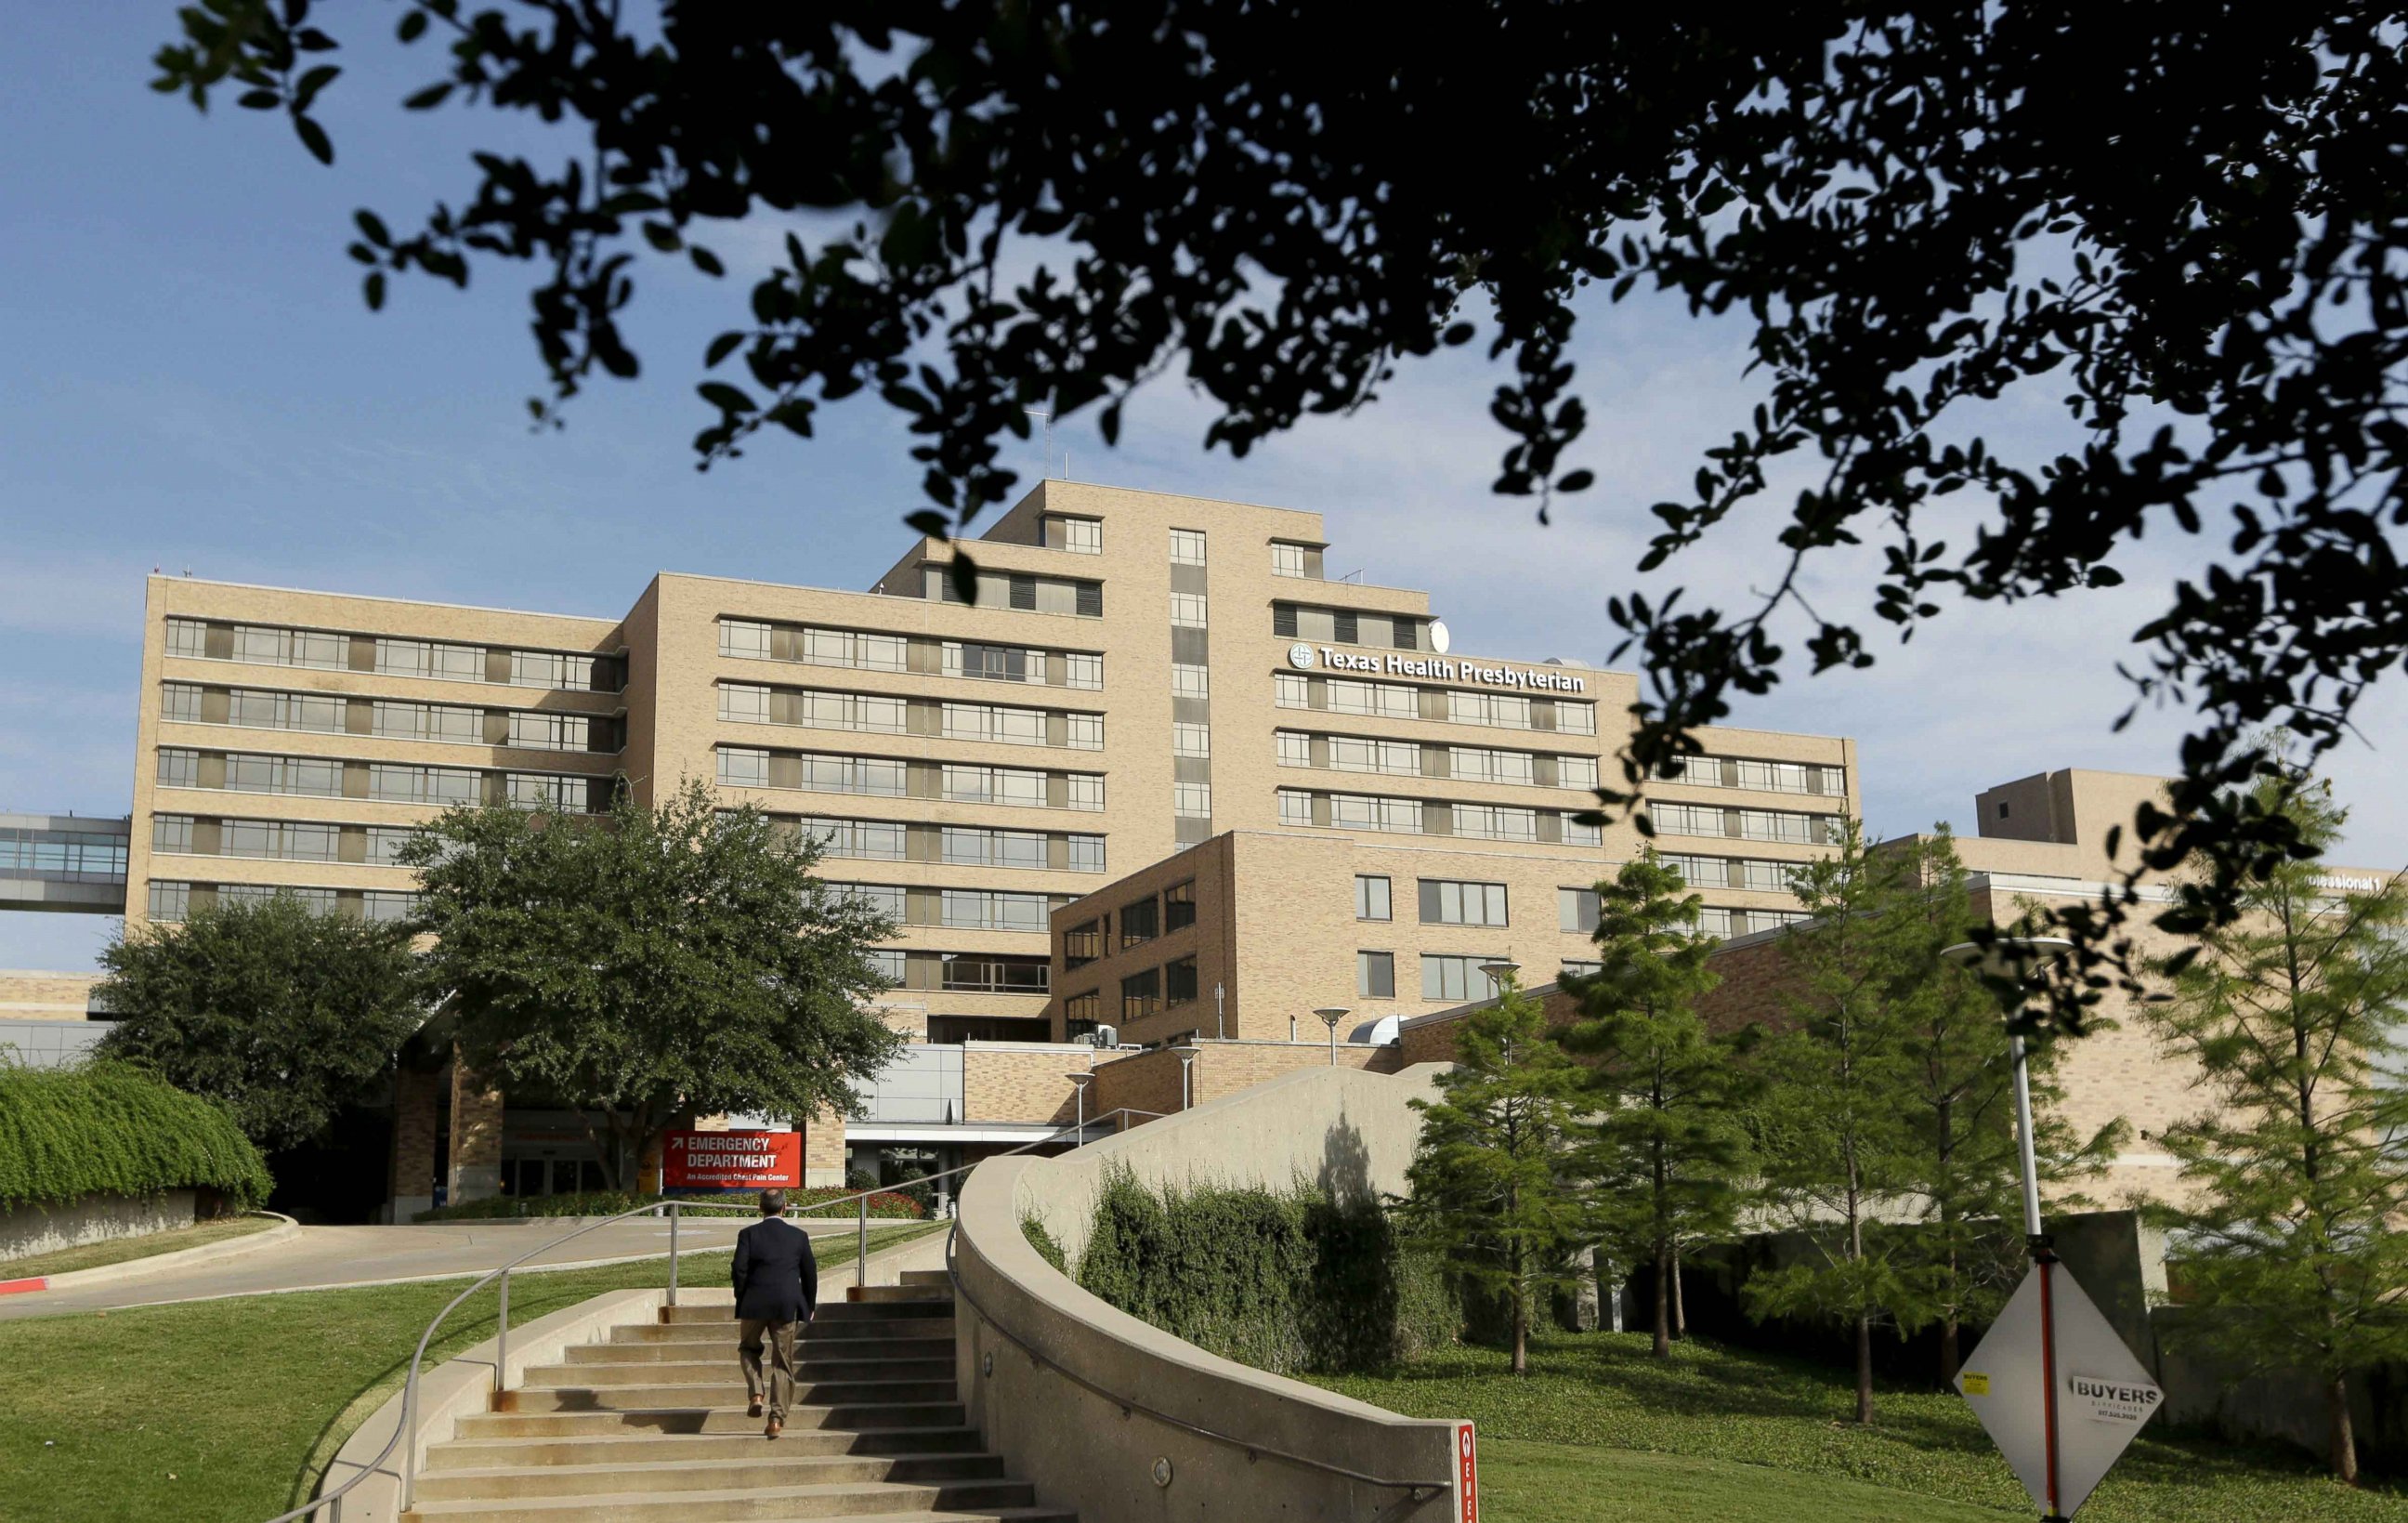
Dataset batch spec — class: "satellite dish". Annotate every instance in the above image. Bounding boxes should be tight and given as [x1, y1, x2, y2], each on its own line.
[1429, 618, 1451, 654]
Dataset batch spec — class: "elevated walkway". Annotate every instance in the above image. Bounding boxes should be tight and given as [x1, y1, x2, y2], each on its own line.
[0, 813, 129, 914]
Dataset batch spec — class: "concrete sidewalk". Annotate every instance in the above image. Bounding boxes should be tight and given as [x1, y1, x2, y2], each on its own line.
[0, 1212, 922, 1320]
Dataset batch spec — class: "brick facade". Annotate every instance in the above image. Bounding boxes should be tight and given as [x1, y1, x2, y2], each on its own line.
[447, 1056, 505, 1204]
[962, 1045, 1093, 1124]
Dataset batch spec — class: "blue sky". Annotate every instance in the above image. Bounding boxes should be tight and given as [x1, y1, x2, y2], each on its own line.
[5, 9, 2401, 968]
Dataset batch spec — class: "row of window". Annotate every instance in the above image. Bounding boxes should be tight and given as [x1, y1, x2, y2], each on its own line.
[717, 620, 1106, 690]
[1654, 851, 1812, 894]
[1055, 957, 1203, 1029]
[0, 829, 127, 880]
[1655, 756, 1847, 797]
[165, 619, 618, 691]
[1277, 789, 1604, 846]
[157, 748, 606, 811]
[715, 748, 1106, 811]
[1041, 515, 1103, 554]
[1275, 672, 1598, 735]
[162, 683, 608, 753]
[152, 814, 422, 866]
[1273, 603, 1429, 651]
[1062, 881, 1197, 967]
[716, 684, 1103, 750]
[1275, 730, 1601, 789]
[867, 949, 1052, 994]
[146, 880, 420, 924]
[1653, 802, 1845, 846]
[924, 565, 1103, 616]
[827, 883, 1070, 934]
[766, 814, 1108, 873]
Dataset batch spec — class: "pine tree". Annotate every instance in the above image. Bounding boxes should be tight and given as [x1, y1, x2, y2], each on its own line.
[1563, 852, 1749, 1359]
[1890, 830, 2123, 1384]
[1397, 970, 1590, 1375]
[1743, 821, 1928, 1425]
[2146, 777, 2408, 1484]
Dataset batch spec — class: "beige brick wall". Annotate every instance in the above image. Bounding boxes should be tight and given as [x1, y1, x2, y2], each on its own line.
[447, 1057, 505, 1204]
[963, 1044, 1094, 1124]
[0, 971, 106, 1019]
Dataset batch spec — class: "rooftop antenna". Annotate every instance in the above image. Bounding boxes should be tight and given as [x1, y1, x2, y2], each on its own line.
[1025, 407, 1057, 479]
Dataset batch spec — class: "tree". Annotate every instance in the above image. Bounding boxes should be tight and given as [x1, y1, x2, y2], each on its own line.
[1396, 970, 1589, 1375]
[1886, 830, 2123, 1385]
[401, 779, 904, 1188]
[97, 892, 424, 1151]
[2144, 778, 2408, 1485]
[150, 8, 2408, 1010]
[1561, 852, 1748, 1359]
[1743, 822, 1929, 1425]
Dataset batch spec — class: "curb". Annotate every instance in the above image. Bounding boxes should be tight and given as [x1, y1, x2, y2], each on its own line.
[3, 1211, 299, 1295]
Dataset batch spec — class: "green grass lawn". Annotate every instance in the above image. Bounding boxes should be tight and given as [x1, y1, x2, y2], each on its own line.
[1308, 1330, 2408, 1523]
[0, 1223, 937, 1523]
[0, 1214, 281, 1280]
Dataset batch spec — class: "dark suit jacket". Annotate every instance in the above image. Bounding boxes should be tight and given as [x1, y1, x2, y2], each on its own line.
[731, 1216, 819, 1324]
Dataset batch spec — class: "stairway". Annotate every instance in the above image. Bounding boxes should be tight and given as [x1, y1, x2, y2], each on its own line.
[404, 1270, 1070, 1523]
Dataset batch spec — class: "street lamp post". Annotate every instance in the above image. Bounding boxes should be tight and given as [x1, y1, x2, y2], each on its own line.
[1179, 1048, 1197, 1109]
[1067, 1070, 1094, 1142]
[1943, 936, 2075, 1522]
[1314, 1006, 1351, 1065]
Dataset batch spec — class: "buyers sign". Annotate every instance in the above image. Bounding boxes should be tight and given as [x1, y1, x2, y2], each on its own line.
[1956, 1262, 2163, 1518]
[662, 1129, 801, 1189]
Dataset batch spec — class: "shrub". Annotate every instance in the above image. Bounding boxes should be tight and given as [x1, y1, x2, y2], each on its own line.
[1069, 1165, 1454, 1375]
[1021, 1213, 1067, 1272]
[411, 1185, 926, 1224]
[0, 1061, 273, 1213]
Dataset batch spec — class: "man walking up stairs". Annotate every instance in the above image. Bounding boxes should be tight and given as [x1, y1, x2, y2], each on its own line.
[732, 1189, 818, 1440]
[399, 1265, 1071, 1520]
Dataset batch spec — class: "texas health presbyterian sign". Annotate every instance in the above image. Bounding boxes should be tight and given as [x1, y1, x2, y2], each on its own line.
[1287, 642, 1587, 693]
[662, 1129, 802, 1189]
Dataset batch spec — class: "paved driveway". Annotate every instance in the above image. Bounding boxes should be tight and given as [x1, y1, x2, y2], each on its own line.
[0, 1213, 874, 1320]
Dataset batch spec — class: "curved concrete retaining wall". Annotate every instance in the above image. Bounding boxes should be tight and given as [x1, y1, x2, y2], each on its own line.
[0, 1189, 195, 1261]
[951, 1061, 1471, 1521]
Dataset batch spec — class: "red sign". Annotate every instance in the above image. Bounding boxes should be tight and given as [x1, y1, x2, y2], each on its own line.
[1457, 1422, 1477, 1521]
[662, 1129, 801, 1189]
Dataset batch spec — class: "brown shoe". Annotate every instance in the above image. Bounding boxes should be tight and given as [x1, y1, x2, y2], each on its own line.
[747, 1401, 764, 1418]
[765, 1419, 782, 1440]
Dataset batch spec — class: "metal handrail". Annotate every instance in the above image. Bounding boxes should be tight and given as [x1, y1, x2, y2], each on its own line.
[268, 1104, 1170, 1521]
[943, 1223, 1452, 1500]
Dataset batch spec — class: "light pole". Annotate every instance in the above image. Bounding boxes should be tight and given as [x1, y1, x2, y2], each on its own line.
[1314, 1006, 1351, 1065]
[1478, 959, 1521, 996]
[1067, 1070, 1094, 1143]
[1943, 936, 2074, 1522]
[1179, 1048, 1197, 1109]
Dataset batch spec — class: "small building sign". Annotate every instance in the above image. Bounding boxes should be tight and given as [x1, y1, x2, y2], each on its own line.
[662, 1129, 801, 1189]
[1956, 1263, 2162, 1518]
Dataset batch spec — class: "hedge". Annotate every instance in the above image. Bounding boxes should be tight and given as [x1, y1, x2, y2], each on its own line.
[412, 1185, 927, 1223]
[0, 1062, 273, 1213]
[1066, 1166, 1456, 1375]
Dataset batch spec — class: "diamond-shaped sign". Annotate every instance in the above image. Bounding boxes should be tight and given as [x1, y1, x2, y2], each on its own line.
[1956, 1262, 2163, 1518]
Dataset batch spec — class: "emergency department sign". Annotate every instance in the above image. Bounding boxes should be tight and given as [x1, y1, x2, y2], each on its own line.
[1956, 1263, 2162, 1518]
[662, 1129, 801, 1189]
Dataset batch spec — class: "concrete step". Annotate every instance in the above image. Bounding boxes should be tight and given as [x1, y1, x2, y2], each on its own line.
[574, 1336, 950, 1364]
[844, 1286, 951, 1306]
[409, 1510, 1065, 1523]
[897, 1271, 951, 1290]
[412, 1451, 1009, 1503]
[612, 1319, 956, 1346]
[527, 1356, 955, 1387]
[664, 1301, 949, 1325]
[456, 1404, 968, 1439]
[400, 1477, 1040, 1521]
[503, 1380, 959, 1413]
[425, 1426, 986, 1470]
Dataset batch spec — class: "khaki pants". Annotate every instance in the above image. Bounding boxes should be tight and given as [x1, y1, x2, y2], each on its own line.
[739, 1318, 799, 1420]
